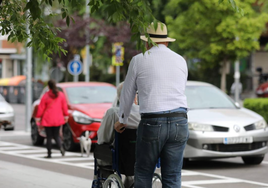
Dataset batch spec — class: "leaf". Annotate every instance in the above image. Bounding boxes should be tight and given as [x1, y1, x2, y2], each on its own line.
[26, 41, 32, 47]
[228, 0, 236, 9]
[23, 1, 32, 12]
[66, 16, 70, 26]
[62, 12, 66, 19]
[219, 0, 224, 4]
[71, 16, 75, 23]
[91, 5, 97, 13]
[49, 0, 52, 6]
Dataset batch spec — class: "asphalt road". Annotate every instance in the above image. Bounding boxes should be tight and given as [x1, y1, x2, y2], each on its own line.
[0, 104, 267, 188]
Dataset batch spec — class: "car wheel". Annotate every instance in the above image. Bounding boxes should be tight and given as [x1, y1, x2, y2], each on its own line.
[90, 143, 96, 152]
[31, 120, 44, 146]
[182, 158, 190, 168]
[242, 155, 264, 165]
[62, 124, 77, 151]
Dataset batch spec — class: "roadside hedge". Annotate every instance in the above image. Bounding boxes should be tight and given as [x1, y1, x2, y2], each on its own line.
[243, 98, 268, 122]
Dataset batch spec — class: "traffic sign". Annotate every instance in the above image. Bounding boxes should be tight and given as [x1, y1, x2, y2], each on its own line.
[68, 60, 83, 76]
[112, 42, 124, 66]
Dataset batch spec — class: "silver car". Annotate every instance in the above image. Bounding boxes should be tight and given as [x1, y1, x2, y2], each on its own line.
[0, 94, 15, 131]
[184, 81, 268, 165]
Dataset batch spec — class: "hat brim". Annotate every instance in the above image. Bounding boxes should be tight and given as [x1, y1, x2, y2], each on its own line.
[140, 35, 176, 42]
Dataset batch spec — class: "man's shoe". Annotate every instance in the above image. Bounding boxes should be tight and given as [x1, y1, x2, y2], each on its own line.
[44, 155, 51, 159]
[60, 147, 65, 157]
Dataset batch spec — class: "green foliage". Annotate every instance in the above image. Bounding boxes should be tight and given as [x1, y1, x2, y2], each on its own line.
[220, 0, 244, 15]
[0, 0, 247, 61]
[165, 0, 268, 68]
[243, 98, 268, 122]
[0, 0, 155, 60]
[0, 0, 68, 61]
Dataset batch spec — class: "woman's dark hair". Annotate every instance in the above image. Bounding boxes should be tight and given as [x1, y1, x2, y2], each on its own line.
[48, 80, 58, 97]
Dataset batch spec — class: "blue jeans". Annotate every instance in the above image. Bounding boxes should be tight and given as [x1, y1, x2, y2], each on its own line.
[134, 115, 189, 188]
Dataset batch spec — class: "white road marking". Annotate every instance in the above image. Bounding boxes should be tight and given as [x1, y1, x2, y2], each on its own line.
[54, 156, 94, 162]
[182, 170, 268, 187]
[0, 131, 31, 137]
[0, 141, 95, 169]
[1, 141, 268, 188]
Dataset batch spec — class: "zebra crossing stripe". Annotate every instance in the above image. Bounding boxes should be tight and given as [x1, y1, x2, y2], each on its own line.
[1, 141, 268, 187]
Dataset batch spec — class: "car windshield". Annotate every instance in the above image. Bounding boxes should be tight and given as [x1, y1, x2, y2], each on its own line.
[66, 86, 116, 104]
[185, 85, 236, 109]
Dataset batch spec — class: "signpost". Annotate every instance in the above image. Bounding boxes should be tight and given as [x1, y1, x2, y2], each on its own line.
[68, 55, 83, 82]
[112, 43, 124, 86]
[26, 0, 32, 132]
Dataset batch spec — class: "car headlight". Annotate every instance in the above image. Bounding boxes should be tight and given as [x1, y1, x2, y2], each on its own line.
[188, 122, 214, 132]
[254, 120, 267, 129]
[72, 110, 94, 124]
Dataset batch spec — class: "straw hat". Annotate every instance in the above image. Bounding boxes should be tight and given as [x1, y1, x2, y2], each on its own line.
[140, 22, 176, 43]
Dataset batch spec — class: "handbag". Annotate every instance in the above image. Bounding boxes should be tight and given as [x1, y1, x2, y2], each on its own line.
[37, 99, 55, 137]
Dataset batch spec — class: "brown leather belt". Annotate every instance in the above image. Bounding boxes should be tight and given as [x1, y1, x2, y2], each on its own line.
[141, 113, 187, 119]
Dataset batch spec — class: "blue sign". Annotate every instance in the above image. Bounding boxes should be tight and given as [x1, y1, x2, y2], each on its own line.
[68, 60, 83, 76]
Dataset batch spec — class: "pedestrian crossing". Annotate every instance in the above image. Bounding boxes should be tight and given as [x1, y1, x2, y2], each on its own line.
[0, 141, 95, 169]
[0, 141, 268, 188]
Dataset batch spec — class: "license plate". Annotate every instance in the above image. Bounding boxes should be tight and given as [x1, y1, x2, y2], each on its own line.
[223, 137, 253, 144]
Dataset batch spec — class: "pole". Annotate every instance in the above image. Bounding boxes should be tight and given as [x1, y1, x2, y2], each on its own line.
[234, 60, 240, 103]
[85, 0, 90, 82]
[116, 66, 120, 87]
[25, 1, 32, 132]
[74, 75, 78, 82]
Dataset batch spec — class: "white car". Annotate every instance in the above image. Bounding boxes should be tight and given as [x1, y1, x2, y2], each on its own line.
[0, 94, 15, 130]
[184, 81, 268, 165]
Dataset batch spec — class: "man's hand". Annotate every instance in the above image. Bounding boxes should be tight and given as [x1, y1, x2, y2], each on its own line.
[114, 121, 126, 133]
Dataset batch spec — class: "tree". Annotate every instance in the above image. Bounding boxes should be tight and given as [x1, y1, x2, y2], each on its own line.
[0, 0, 154, 60]
[165, 0, 268, 91]
[0, 0, 245, 60]
[52, 13, 140, 81]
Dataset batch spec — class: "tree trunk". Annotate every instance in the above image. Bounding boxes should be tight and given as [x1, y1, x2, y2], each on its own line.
[220, 59, 228, 93]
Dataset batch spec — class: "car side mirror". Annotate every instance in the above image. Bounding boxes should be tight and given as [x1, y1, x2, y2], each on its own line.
[235, 102, 241, 108]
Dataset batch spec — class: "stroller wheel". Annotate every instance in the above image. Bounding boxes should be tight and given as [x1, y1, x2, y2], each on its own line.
[103, 174, 124, 188]
[152, 173, 162, 188]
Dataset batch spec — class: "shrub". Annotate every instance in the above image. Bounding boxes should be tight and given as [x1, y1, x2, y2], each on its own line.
[243, 98, 268, 122]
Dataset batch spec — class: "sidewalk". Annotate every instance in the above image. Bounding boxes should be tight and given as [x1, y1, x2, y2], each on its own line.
[0, 160, 92, 188]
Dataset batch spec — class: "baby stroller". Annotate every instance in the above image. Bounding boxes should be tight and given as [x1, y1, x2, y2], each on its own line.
[92, 129, 162, 188]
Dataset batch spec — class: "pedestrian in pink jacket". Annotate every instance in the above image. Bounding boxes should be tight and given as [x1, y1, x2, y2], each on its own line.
[36, 80, 69, 158]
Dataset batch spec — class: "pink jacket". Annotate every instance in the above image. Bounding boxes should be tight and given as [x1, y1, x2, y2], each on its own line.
[36, 90, 68, 127]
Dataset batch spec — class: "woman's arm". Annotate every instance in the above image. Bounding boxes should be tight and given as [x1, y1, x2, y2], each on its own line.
[35, 94, 47, 119]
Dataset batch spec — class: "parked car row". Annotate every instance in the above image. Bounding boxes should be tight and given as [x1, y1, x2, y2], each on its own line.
[30, 81, 268, 165]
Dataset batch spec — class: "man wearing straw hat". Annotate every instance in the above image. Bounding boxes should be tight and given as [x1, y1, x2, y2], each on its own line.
[116, 22, 188, 188]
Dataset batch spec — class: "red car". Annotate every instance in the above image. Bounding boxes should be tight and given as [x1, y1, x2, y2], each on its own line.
[256, 82, 268, 98]
[31, 82, 116, 151]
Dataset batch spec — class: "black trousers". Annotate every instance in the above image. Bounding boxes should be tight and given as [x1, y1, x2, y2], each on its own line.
[44, 126, 62, 155]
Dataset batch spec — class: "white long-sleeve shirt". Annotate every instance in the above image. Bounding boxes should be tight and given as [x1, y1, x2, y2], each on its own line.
[97, 104, 140, 145]
[119, 44, 188, 124]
